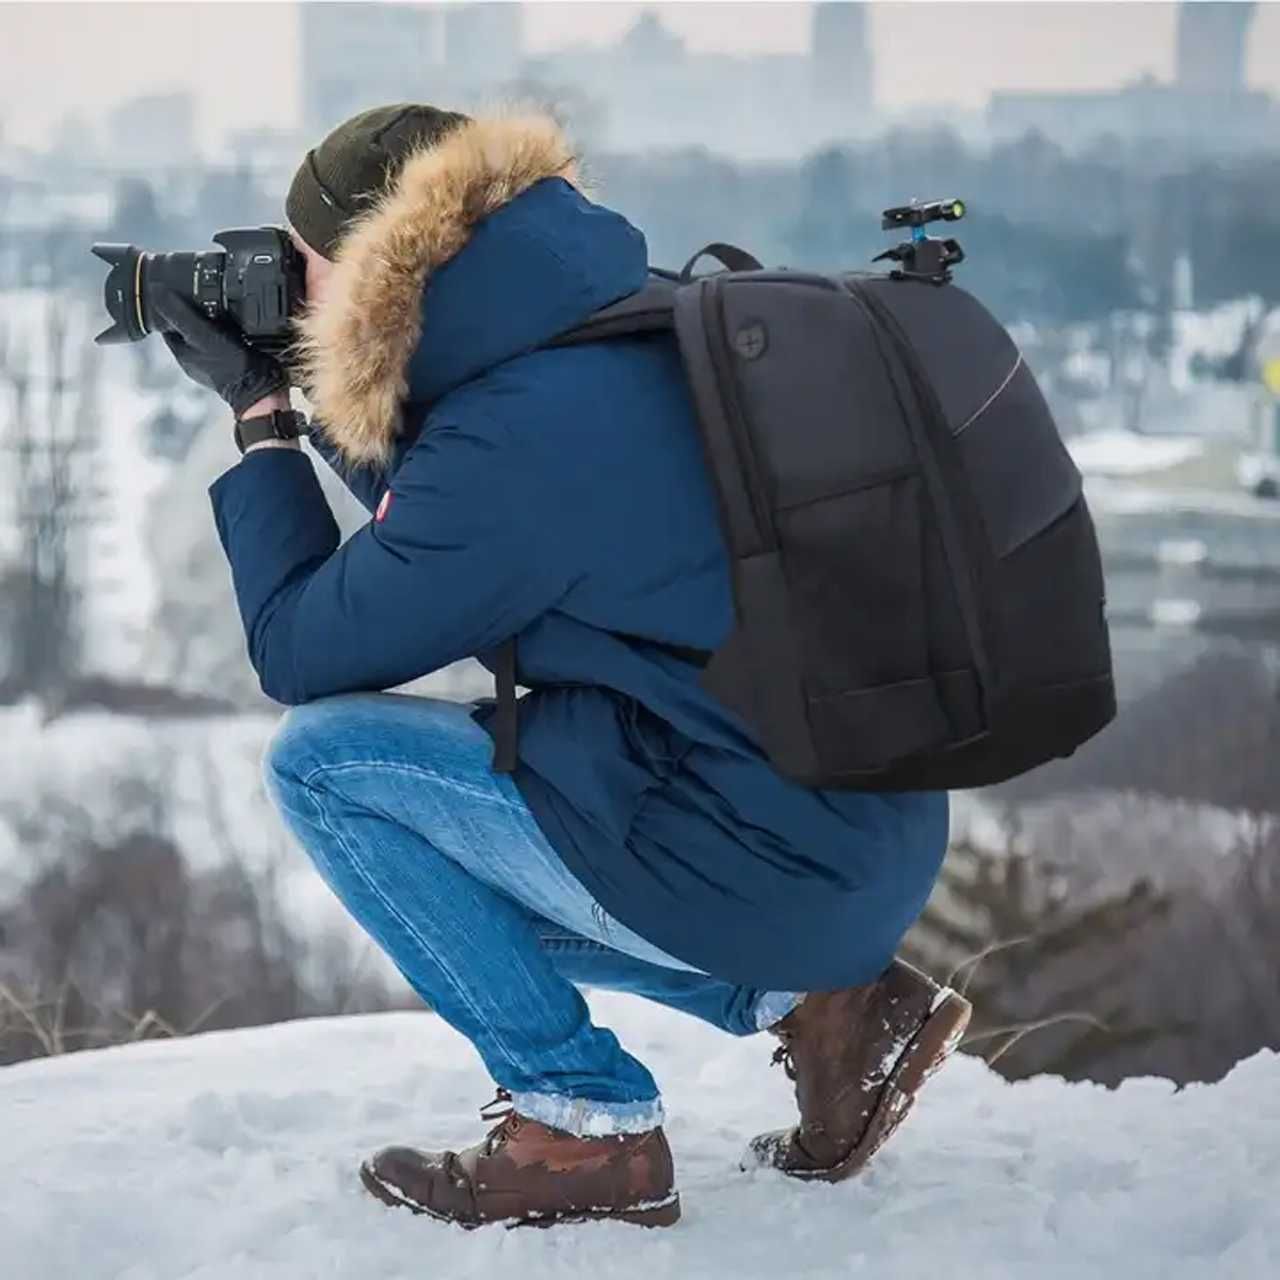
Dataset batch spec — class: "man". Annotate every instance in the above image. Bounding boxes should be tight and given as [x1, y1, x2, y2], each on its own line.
[154, 104, 969, 1231]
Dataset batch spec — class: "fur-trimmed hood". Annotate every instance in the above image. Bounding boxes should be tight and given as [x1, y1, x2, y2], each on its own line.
[292, 113, 647, 469]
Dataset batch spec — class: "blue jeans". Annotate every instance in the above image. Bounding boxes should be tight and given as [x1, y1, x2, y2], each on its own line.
[262, 693, 799, 1137]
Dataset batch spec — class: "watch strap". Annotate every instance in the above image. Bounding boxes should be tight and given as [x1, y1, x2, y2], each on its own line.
[234, 409, 309, 454]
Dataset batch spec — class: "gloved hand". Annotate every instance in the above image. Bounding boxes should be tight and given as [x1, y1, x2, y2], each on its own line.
[149, 288, 289, 418]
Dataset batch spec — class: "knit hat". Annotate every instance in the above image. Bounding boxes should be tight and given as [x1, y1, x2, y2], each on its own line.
[287, 103, 471, 259]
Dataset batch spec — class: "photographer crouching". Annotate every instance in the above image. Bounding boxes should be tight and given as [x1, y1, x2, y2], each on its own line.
[92, 105, 968, 1231]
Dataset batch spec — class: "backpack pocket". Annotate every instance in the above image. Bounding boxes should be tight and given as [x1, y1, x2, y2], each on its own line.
[779, 470, 954, 773]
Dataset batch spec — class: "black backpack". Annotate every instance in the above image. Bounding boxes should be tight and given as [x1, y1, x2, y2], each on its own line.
[490, 242, 1116, 792]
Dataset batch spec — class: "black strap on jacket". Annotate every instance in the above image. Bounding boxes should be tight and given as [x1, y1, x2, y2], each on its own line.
[488, 635, 710, 775]
[491, 637, 519, 773]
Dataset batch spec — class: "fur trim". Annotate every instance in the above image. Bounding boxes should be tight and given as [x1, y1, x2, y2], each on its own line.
[292, 113, 579, 468]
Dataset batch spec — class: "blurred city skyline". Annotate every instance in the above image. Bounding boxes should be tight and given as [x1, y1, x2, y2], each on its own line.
[3, 1, 1280, 155]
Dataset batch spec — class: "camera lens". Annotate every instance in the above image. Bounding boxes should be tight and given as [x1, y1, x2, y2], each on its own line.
[90, 244, 146, 344]
[90, 246, 226, 345]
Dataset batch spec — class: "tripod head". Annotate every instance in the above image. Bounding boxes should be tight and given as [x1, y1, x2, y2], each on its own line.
[873, 197, 967, 285]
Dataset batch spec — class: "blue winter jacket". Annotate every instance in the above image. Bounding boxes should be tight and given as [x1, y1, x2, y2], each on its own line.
[209, 116, 948, 992]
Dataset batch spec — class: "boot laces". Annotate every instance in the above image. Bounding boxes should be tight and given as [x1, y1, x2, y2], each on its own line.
[478, 1087, 522, 1154]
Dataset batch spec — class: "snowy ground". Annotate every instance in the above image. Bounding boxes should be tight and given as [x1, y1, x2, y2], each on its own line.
[3, 993, 1277, 1280]
[1068, 429, 1205, 477]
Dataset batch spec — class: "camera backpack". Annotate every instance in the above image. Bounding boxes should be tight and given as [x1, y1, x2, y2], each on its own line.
[491, 242, 1116, 792]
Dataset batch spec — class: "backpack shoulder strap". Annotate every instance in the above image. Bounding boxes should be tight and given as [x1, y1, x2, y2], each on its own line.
[546, 274, 678, 349]
[678, 242, 763, 280]
[547, 244, 762, 350]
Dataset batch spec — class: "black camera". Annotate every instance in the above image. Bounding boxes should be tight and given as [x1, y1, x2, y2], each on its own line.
[91, 226, 306, 355]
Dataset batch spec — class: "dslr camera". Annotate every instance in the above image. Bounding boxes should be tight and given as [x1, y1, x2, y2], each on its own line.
[91, 226, 306, 355]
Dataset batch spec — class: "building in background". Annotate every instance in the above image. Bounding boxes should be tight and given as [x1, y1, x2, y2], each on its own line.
[442, 1, 523, 84]
[225, 125, 310, 175]
[300, 1, 523, 136]
[616, 10, 686, 69]
[105, 92, 196, 169]
[297, 2, 881, 160]
[812, 1, 873, 125]
[1176, 0, 1255, 95]
[524, 3, 877, 158]
[990, 0, 1272, 154]
[301, 2, 441, 135]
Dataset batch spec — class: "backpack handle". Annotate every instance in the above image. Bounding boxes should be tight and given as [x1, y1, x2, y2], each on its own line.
[679, 243, 763, 282]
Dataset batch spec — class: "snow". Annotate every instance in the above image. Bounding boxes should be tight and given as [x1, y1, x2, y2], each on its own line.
[1154, 537, 1209, 567]
[3, 993, 1277, 1279]
[1083, 474, 1280, 521]
[1067, 429, 1205, 477]
[1150, 598, 1203, 628]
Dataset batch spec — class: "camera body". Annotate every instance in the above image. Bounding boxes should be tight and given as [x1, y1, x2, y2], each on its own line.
[92, 226, 306, 355]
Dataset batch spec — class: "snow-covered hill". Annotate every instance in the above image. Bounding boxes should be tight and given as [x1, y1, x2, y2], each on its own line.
[3, 992, 1276, 1280]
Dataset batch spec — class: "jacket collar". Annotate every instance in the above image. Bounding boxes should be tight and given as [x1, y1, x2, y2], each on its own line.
[292, 113, 579, 469]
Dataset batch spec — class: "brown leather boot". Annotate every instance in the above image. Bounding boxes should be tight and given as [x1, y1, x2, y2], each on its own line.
[745, 958, 971, 1182]
[360, 1090, 681, 1229]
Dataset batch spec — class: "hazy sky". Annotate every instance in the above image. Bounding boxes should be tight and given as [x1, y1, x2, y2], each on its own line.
[2, 1, 1279, 152]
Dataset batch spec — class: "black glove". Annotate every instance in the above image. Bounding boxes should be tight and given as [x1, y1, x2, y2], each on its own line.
[149, 288, 289, 418]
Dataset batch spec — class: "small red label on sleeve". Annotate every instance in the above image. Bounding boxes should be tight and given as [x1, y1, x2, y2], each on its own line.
[375, 489, 392, 523]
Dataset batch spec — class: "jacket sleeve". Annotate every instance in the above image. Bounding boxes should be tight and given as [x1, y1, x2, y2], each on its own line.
[305, 419, 416, 514]
[208, 413, 570, 705]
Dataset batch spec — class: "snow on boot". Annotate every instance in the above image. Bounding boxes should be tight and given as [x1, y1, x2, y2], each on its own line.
[360, 1089, 681, 1229]
[745, 958, 972, 1182]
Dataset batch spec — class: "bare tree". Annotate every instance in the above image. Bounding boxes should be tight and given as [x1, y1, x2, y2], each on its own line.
[0, 752, 399, 1066]
[992, 649, 1280, 818]
[907, 815, 1280, 1087]
[0, 292, 106, 704]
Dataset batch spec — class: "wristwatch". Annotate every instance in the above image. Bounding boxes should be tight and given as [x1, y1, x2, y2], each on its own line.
[234, 408, 309, 455]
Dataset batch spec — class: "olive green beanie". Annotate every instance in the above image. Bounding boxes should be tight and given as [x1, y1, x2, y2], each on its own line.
[287, 103, 471, 259]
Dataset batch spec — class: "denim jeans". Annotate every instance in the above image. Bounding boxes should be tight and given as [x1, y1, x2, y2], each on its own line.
[262, 693, 800, 1137]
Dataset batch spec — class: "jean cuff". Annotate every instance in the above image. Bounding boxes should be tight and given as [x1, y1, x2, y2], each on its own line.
[509, 1091, 665, 1137]
[753, 990, 804, 1031]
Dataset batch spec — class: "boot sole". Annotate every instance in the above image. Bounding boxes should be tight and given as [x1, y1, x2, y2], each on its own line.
[359, 1159, 682, 1229]
[786, 987, 973, 1184]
